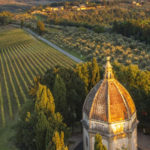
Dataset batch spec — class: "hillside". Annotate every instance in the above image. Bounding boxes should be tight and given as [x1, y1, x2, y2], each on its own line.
[43, 26, 150, 70]
[0, 0, 52, 5]
[0, 0, 53, 12]
[0, 0, 23, 5]
[0, 26, 76, 126]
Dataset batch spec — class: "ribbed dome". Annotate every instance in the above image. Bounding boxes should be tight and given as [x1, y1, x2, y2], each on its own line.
[83, 57, 136, 123]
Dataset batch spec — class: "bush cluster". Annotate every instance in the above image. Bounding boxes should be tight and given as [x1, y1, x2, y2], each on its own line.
[44, 26, 150, 70]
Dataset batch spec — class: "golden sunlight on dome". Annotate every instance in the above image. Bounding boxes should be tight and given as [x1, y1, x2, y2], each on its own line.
[83, 57, 136, 123]
[111, 123, 124, 134]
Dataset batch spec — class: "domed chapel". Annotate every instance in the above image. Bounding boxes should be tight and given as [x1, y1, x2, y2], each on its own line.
[82, 57, 138, 150]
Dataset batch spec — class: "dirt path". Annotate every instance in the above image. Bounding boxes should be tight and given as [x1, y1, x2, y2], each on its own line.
[24, 28, 83, 63]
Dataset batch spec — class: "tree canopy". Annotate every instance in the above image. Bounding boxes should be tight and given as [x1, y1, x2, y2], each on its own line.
[53, 74, 67, 119]
[13, 59, 150, 150]
[0, 11, 13, 25]
[113, 61, 150, 122]
[13, 82, 68, 150]
[37, 20, 45, 35]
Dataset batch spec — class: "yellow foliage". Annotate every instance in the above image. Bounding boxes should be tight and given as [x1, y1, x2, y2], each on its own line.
[35, 83, 55, 114]
[29, 76, 40, 96]
[25, 112, 31, 122]
[52, 131, 68, 150]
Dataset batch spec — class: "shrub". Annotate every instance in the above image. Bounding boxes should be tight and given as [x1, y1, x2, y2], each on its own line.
[37, 21, 45, 35]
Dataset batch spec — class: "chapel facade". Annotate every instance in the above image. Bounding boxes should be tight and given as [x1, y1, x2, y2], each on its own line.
[82, 57, 138, 150]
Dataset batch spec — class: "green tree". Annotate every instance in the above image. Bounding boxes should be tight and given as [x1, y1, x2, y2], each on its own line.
[35, 83, 55, 115]
[0, 11, 13, 25]
[20, 20, 24, 28]
[75, 58, 100, 93]
[42, 66, 86, 126]
[53, 74, 67, 118]
[75, 63, 89, 93]
[113, 61, 150, 123]
[89, 57, 100, 90]
[14, 82, 68, 150]
[37, 21, 45, 35]
[35, 111, 49, 150]
[95, 134, 107, 150]
[13, 100, 37, 150]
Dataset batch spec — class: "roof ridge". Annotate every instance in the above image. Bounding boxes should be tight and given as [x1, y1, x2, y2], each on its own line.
[107, 80, 111, 123]
[113, 80, 131, 119]
[89, 80, 105, 120]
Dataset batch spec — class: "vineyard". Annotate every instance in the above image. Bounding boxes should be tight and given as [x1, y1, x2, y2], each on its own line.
[0, 26, 76, 126]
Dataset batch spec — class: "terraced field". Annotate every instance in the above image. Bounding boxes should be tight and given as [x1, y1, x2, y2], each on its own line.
[0, 26, 76, 126]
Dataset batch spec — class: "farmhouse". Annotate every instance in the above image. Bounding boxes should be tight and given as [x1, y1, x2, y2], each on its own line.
[45, 6, 64, 12]
[72, 5, 98, 11]
[82, 57, 138, 150]
[31, 10, 47, 15]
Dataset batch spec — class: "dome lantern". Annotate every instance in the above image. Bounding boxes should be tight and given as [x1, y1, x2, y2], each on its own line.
[104, 56, 114, 80]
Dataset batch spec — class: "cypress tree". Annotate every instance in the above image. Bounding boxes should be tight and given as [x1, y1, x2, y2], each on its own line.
[90, 57, 100, 90]
[75, 63, 89, 94]
[35, 111, 49, 150]
[82, 63, 89, 93]
[53, 74, 67, 118]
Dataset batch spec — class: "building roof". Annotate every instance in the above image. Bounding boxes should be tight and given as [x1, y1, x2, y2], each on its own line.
[83, 57, 136, 123]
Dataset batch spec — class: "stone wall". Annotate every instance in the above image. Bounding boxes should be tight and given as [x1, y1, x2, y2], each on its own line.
[131, 128, 137, 150]
[83, 127, 89, 150]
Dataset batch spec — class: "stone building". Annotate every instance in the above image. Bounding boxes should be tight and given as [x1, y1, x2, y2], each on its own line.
[82, 57, 138, 150]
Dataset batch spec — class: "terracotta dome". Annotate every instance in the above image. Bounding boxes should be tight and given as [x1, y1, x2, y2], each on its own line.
[83, 57, 136, 123]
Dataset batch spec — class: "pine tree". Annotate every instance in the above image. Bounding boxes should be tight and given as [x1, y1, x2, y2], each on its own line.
[53, 74, 67, 117]
[95, 134, 107, 150]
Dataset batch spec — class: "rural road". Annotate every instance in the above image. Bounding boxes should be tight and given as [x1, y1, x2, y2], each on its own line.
[24, 28, 83, 63]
